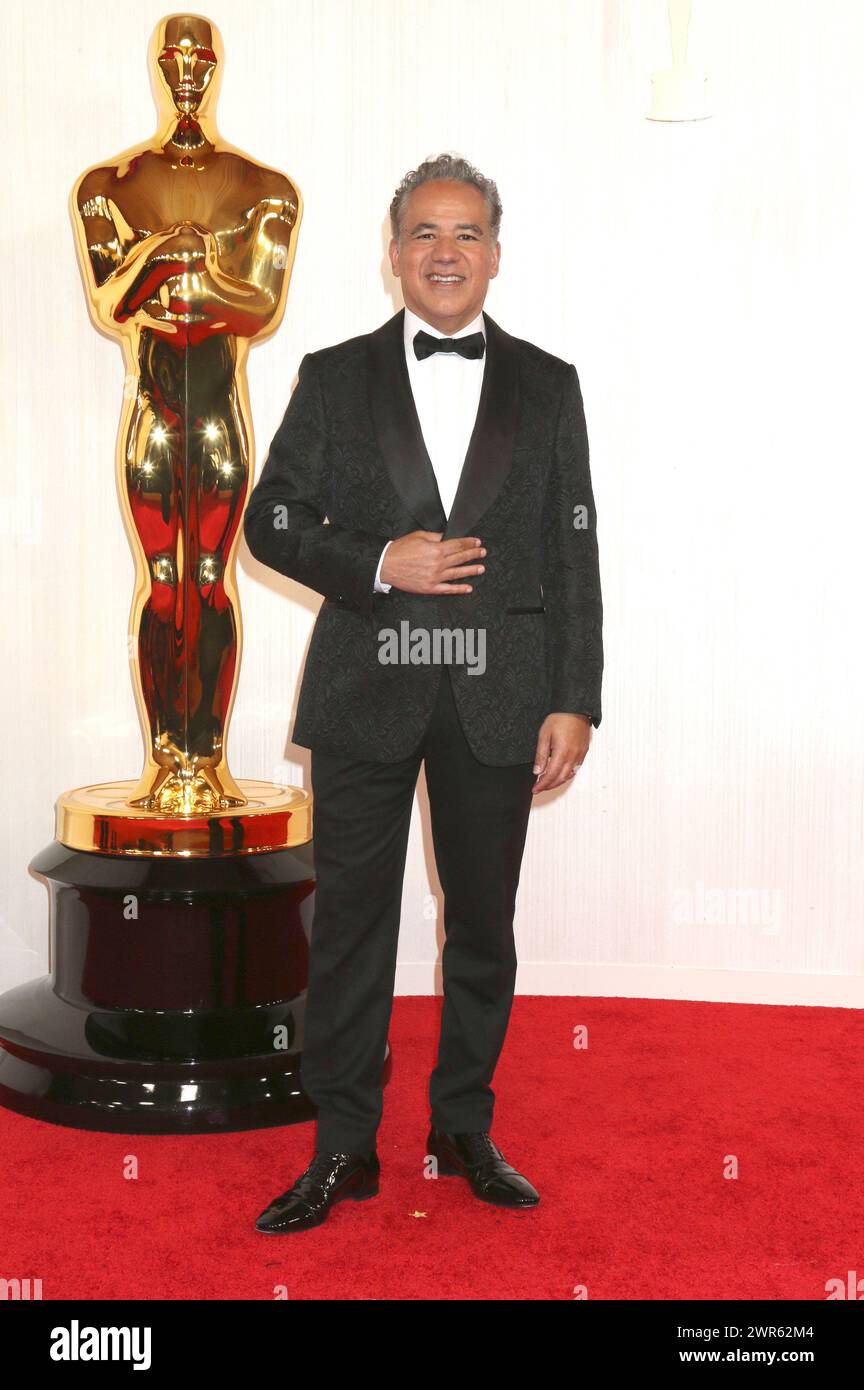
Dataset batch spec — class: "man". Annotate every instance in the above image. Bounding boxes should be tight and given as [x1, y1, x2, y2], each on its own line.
[244, 153, 603, 1234]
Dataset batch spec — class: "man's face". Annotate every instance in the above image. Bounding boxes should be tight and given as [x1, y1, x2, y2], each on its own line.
[389, 179, 500, 334]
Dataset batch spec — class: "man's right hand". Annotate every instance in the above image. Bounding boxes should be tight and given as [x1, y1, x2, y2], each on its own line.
[379, 532, 486, 595]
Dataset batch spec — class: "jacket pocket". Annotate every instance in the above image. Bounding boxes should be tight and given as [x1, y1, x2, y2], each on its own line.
[505, 604, 546, 615]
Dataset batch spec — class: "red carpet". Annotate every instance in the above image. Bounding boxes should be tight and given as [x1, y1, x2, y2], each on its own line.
[0, 997, 860, 1301]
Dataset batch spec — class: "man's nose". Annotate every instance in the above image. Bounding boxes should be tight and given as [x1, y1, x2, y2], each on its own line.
[432, 242, 460, 262]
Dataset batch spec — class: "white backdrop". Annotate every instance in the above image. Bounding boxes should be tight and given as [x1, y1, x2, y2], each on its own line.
[1, 0, 861, 1005]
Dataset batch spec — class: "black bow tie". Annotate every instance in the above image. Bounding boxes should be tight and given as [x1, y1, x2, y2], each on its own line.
[413, 329, 485, 362]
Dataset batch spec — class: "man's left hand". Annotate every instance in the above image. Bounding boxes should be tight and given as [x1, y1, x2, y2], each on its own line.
[532, 713, 592, 794]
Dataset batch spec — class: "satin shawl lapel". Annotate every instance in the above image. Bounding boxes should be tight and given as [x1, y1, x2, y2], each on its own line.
[367, 308, 447, 532]
[443, 311, 520, 540]
[366, 307, 521, 538]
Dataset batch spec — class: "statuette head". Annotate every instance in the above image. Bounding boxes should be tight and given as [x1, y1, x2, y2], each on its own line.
[148, 13, 224, 119]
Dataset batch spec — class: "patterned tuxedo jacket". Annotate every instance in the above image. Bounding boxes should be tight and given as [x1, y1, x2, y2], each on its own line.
[243, 306, 603, 765]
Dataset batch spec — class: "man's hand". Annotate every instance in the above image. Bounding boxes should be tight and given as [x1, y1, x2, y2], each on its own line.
[380, 531, 486, 594]
[532, 713, 592, 794]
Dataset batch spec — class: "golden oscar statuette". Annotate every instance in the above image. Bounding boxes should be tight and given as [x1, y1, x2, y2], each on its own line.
[0, 15, 320, 1132]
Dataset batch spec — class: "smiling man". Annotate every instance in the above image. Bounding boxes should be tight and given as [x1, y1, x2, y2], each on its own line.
[244, 152, 603, 1233]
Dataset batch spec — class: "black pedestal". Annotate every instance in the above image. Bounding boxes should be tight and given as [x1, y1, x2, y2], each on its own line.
[0, 839, 361, 1134]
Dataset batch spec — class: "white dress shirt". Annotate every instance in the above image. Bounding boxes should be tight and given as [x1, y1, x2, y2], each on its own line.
[373, 305, 487, 592]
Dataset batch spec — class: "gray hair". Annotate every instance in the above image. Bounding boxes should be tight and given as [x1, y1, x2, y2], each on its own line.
[389, 152, 503, 244]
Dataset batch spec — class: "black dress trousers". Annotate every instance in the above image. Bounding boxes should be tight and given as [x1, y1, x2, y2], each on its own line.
[300, 665, 536, 1158]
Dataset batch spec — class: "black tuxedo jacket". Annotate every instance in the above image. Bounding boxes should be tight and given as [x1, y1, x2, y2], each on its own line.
[243, 307, 603, 765]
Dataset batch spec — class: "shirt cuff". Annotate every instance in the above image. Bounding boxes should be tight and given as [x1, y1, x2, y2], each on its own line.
[373, 540, 393, 593]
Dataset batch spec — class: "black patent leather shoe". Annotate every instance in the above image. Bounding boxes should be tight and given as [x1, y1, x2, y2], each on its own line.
[426, 1127, 540, 1207]
[255, 1150, 380, 1234]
